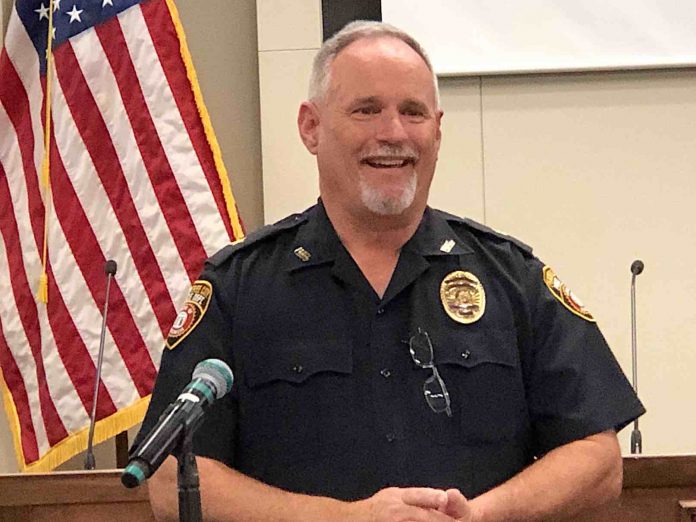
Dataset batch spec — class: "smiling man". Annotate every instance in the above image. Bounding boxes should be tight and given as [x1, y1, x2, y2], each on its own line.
[136, 21, 644, 522]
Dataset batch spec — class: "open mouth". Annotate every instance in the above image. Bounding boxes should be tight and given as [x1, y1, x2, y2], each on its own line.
[361, 157, 415, 169]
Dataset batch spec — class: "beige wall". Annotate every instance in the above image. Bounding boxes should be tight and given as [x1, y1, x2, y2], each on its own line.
[257, 1, 696, 455]
[0, 0, 262, 473]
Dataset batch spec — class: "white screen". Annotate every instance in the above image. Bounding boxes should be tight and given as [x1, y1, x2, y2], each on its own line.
[382, 0, 696, 75]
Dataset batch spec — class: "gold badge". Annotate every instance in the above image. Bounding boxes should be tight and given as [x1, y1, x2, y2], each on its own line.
[543, 266, 595, 322]
[166, 280, 213, 350]
[440, 271, 486, 324]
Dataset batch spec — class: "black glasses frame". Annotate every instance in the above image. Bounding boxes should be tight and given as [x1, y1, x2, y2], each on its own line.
[408, 327, 452, 417]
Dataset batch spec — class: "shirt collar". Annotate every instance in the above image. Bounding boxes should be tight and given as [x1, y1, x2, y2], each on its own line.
[285, 203, 474, 273]
[402, 207, 474, 257]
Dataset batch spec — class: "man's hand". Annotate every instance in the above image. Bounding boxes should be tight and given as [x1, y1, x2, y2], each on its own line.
[350, 487, 461, 522]
[442, 488, 479, 521]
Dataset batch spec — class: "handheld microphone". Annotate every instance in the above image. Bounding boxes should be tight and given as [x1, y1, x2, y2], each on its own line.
[84, 259, 118, 470]
[121, 359, 234, 488]
[630, 259, 644, 454]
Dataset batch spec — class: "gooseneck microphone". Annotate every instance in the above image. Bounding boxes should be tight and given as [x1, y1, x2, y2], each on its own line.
[121, 359, 234, 488]
[630, 259, 644, 454]
[84, 259, 118, 470]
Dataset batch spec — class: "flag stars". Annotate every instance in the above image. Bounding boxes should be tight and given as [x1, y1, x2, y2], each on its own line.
[35, 3, 50, 20]
[102, 0, 114, 6]
[66, 4, 83, 23]
[53, 0, 61, 12]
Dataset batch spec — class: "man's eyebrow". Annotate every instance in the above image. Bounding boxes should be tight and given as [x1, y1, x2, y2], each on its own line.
[349, 96, 381, 106]
[400, 99, 430, 112]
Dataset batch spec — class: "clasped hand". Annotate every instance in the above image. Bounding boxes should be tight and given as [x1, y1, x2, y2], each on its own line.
[352, 486, 477, 522]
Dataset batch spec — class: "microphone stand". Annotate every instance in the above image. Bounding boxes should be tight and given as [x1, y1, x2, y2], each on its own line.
[176, 422, 203, 522]
[630, 260, 643, 454]
[84, 260, 117, 470]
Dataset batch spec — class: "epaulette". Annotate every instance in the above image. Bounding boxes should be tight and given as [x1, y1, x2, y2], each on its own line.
[207, 213, 308, 267]
[438, 210, 533, 255]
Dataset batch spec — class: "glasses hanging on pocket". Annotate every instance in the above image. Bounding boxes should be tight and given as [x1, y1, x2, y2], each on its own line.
[408, 327, 452, 417]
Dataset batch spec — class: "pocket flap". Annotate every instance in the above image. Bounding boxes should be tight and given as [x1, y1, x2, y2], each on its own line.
[432, 328, 518, 369]
[244, 338, 353, 388]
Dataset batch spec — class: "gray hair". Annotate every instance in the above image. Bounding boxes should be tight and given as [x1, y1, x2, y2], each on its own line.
[308, 20, 440, 107]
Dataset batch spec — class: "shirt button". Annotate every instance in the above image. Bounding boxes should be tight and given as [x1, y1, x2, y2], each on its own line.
[380, 368, 392, 378]
[386, 433, 396, 442]
[376, 307, 385, 315]
[292, 364, 304, 374]
[461, 350, 471, 359]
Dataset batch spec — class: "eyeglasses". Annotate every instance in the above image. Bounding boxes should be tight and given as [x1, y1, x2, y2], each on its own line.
[408, 328, 452, 417]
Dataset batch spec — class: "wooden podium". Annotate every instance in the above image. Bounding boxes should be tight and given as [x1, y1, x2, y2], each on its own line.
[0, 470, 154, 522]
[0, 456, 694, 521]
[579, 455, 696, 521]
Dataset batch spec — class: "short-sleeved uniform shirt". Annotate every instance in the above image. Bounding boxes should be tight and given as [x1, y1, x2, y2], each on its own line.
[135, 202, 645, 500]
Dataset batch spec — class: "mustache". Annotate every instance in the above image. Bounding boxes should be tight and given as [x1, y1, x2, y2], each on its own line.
[359, 144, 419, 162]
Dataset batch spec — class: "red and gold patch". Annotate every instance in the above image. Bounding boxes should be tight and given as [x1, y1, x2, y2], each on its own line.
[542, 266, 594, 322]
[166, 280, 213, 350]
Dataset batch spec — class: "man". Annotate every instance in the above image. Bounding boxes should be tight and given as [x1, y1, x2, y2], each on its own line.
[136, 21, 644, 521]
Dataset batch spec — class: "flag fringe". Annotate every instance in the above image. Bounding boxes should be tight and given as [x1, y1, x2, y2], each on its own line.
[164, 0, 245, 241]
[0, 366, 150, 472]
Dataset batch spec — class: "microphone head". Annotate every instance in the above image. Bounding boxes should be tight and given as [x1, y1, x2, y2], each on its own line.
[630, 260, 644, 275]
[192, 359, 234, 400]
[105, 259, 118, 276]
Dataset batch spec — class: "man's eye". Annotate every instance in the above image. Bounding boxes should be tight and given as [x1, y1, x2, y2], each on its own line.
[403, 108, 426, 118]
[353, 106, 379, 115]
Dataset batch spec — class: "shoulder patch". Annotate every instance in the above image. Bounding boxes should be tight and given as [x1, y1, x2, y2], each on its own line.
[207, 213, 308, 268]
[543, 266, 595, 322]
[166, 280, 213, 350]
[450, 214, 533, 254]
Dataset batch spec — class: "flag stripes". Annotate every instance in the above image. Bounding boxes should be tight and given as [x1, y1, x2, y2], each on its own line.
[0, 0, 241, 470]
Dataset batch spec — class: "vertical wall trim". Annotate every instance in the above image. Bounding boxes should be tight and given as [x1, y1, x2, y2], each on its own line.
[478, 76, 487, 224]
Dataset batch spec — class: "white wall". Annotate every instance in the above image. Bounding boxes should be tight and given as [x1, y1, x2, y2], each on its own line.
[257, 0, 696, 455]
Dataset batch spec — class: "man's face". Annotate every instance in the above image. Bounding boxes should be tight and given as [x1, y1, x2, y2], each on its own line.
[299, 36, 443, 218]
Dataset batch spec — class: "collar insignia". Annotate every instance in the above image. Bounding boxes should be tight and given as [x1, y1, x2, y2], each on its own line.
[293, 247, 311, 262]
[440, 239, 456, 253]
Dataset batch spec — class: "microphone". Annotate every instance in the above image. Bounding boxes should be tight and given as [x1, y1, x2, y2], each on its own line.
[630, 260, 644, 275]
[121, 358, 234, 488]
[84, 259, 118, 470]
[630, 259, 644, 454]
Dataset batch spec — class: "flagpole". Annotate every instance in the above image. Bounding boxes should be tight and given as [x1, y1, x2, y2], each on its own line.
[37, 0, 56, 304]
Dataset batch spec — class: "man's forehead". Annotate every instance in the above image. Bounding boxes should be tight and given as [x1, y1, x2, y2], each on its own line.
[332, 35, 430, 72]
[326, 36, 436, 104]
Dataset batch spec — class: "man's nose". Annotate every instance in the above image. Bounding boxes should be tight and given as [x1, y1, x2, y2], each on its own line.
[375, 111, 409, 143]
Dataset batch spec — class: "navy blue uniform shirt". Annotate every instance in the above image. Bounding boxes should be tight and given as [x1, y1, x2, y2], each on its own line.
[135, 202, 645, 500]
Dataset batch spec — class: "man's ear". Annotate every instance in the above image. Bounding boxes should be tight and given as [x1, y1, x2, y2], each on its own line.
[298, 101, 320, 155]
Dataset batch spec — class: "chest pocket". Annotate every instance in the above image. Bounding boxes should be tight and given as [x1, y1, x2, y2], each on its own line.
[239, 339, 354, 465]
[431, 328, 530, 444]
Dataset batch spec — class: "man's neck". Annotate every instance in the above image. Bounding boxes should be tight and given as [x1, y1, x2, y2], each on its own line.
[322, 199, 424, 253]
[322, 199, 425, 297]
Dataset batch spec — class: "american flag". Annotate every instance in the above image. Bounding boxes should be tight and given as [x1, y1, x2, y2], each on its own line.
[0, 0, 242, 471]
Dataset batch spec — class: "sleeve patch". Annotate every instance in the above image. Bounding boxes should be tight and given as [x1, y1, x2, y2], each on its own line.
[543, 266, 595, 322]
[166, 280, 213, 350]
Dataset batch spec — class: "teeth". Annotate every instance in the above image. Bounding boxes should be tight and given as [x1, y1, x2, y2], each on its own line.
[366, 158, 409, 168]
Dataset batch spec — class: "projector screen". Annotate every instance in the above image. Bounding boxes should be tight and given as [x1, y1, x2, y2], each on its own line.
[382, 0, 696, 75]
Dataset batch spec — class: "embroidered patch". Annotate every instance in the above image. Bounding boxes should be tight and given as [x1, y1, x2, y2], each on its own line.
[543, 266, 595, 322]
[166, 280, 213, 350]
[440, 271, 486, 324]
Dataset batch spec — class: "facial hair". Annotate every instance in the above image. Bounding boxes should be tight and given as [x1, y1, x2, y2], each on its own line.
[359, 169, 417, 215]
[358, 144, 419, 215]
